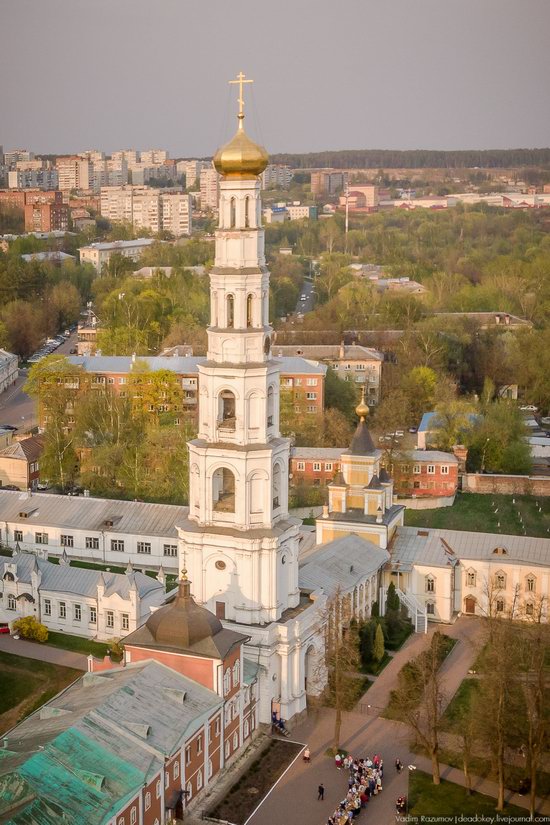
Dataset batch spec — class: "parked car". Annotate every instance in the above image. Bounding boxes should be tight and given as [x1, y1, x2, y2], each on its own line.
[0, 623, 10, 635]
[69, 347, 77, 354]
[408, 427, 418, 433]
[520, 405, 537, 412]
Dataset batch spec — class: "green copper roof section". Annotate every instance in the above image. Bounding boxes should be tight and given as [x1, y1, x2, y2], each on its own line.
[5, 728, 144, 825]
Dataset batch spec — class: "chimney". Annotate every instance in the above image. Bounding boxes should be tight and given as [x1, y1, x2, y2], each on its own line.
[376, 506, 383, 524]
[322, 505, 329, 519]
[339, 341, 345, 359]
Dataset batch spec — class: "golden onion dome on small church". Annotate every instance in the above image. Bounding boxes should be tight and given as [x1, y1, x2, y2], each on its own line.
[355, 387, 370, 421]
[213, 71, 269, 179]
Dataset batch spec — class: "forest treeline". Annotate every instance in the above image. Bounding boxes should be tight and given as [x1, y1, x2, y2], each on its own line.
[270, 147, 550, 170]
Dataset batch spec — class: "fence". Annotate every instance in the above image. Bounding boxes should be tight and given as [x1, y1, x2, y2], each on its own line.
[462, 473, 550, 496]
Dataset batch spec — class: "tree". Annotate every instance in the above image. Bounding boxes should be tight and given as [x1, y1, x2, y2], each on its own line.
[389, 632, 448, 784]
[386, 581, 400, 613]
[322, 587, 361, 752]
[373, 622, 385, 663]
[432, 399, 477, 452]
[324, 368, 359, 421]
[12, 616, 48, 642]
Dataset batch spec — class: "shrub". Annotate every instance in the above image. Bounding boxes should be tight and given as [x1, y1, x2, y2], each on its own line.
[12, 616, 49, 642]
[373, 623, 385, 662]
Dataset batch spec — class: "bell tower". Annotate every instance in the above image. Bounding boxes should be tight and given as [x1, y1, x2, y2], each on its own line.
[178, 73, 300, 626]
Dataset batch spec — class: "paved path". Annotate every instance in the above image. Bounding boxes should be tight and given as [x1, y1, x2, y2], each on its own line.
[247, 617, 528, 825]
[0, 634, 88, 670]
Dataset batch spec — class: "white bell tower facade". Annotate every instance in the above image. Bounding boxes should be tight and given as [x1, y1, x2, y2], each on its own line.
[178, 90, 300, 627]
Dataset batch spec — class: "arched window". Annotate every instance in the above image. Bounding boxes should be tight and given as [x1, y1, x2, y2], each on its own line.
[244, 196, 250, 228]
[495, 571, 506, 589]
[213, 468, 236, 513]
[233, 659, 240, 686]
[227, 294, 234, 328]
[267, 385, 274, 427]
[496, 598, 505, 613]
[425, 575, 435, 593]
[229, 197, 236, 228]
[249, 472, 264, 514]
[197, 768, 203, 790]
[273, 463, 281, 510]
[525, 602, 534, 617]
[7, 594, 16, 610]
[466, 570, 476, 587]
[186, 781, 192, 800]
[246, 293, 253, 328]
[526, 574, 536, 593]
[218, 390, 236, 429]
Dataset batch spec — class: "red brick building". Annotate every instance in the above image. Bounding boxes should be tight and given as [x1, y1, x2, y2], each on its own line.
[393, 450, 459, 498]
[24, 197, 69, 232]
[290, 447, 343, 485]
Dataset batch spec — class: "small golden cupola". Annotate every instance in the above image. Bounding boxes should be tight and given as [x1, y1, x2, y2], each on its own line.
[213, 71, 269, 180]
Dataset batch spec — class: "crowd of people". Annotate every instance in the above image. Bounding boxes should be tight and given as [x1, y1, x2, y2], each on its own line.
[324, 752, 385, 824]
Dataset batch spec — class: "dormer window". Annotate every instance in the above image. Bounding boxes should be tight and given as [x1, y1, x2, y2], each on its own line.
[492, 546, 508, 556]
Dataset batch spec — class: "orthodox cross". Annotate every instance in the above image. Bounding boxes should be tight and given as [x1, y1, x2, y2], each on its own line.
[229, 71, 253, 124]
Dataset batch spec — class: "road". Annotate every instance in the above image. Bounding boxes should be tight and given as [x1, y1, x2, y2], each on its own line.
[0, 332, 77, 431]
[294, 276, 315, 316]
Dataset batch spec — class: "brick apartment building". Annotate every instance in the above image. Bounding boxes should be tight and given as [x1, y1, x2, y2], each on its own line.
[61, 354, 327, 420]
[290, 447, 343, 485]
[393, 450, 459, 498]
[310, 169, 346, 196]
[0, 189, 69, 232]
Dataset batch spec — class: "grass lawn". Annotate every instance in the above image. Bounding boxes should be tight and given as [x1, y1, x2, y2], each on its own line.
[0, 650, 80, 731]
[404, 492, 550, 538]
[408, 770, 528, 817]
[442, 678, 481, 731]
[45, 631, 111, 658]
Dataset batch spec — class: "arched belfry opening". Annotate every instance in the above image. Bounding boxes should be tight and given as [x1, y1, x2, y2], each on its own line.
[227, 294, 235, 328]
[229, 197, 236, 228]
[247, 294, 254, 328]
[244, 195, 250, 228]
[213, 467, 236, 512]
[218, 390, 236, 430]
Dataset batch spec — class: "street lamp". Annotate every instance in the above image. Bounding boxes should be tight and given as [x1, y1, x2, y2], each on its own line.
[481, 437, 491, 474]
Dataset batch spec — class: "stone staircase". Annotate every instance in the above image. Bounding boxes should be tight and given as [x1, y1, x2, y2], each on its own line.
[379, 586, 428, 633]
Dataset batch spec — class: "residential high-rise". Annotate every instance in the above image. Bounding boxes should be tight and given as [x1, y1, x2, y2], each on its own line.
[56, 156, 92, 191]
[260, 164, 293, 190]
[310, 169, 345, 196]
[100, 186, 192, 237]
[199, 166, 220, 209]
[8, 168, 58, 190]
[177, 159, 206, 189]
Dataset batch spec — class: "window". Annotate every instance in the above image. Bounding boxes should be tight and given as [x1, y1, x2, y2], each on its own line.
[35, 532, 48, 545]
[496, 573, 506, 589]
[496, 598, 505, 613]
[7, 594, 16, 610]
[145, 791, 151, 810]
[306, 378, 317, 386]
[197, 736, 203, 755]
[413, 465, 421, 474]
[118, 819, 124, 825]
[208, 759, 213, 779]
[215, 717, 221, 737]
[224, 668, 231, 695]
[233, 732, 238, 750]
[59, 601, 66, 619]
[526, 602, 534, 617]
[313, 463, 321, 472]
[44, 598, 51, 616]
[111, 539, 124, 552]
[106, 610, 114, 629]
[165, 771, 169, 787]
[225, 741, 230, 759]
[244, 719, 249, 738]
[196, 769, 203, 791]
[60, 534, 74, 547]
[137, 541, 151, 554]
[122, 613, 129, 631]
[156, 779, 161, 798]
[227, 294, 234, 328]
[185, 746, 191, 765]
[306, 392, 317, 400]
[130, 807, 137, 825]
[246, 293, 253, 327]
[108, 377, 115, 384]
[233, 660, 240, 686]
[296, 462, 305, 471]
[90, 607, 97, 624]
[174, 761, 179, 780]
[118, 377, 126, 385]
[441, 465, 449, 475]
[526, 575, 536, 593]
[466, 571, 476, 587]
[14, 529, 23, 542]
[325, 462, 333, 471]
[74, 604, 81, 622]
[427, 465, 435, 474]
[186, 781, 192, 800]
[163, 544, 177, 557]
[86, 537, 99, 550]
[426, 602, 435, 615]
[425, 576, 435, 593]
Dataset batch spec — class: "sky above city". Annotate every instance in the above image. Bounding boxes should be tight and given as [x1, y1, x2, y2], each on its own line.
[2, 0, 549, 157]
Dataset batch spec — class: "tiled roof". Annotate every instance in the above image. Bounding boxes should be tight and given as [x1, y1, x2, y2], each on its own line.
[0, 553, 163, 599]
[0, 490, 187, 538]
[299, 534, 389, 593]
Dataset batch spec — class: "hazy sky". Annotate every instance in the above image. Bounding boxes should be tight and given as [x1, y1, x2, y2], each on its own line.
[2, 0, 549, 157]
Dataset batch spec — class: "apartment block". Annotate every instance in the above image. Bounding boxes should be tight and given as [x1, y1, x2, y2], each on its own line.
[56, 156, 92, 191]
[199, 166, 220, 210]
[78, 238, 156, 271]
[310, 169, 345, 196]
[140, 149, 169, 165]
[3, 149, 34, 168]
[177, 159, 206, 189]
[111, 149, 140, 165]
[100, 186, 192, 237]
[24, 199, 70, 232]
[8, 168, 59, 190]
[261, 164, 293, 190]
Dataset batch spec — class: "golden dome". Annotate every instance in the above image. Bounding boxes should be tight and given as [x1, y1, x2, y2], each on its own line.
[213, 118, 269, 180]
[355, 387, 370, 420]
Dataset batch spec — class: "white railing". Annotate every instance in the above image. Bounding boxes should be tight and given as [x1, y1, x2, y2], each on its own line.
[379, 586, 427, 634]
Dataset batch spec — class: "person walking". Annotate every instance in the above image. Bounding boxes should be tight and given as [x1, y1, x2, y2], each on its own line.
[318, 783, 325, 801]
[303, 746, 311, 764]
